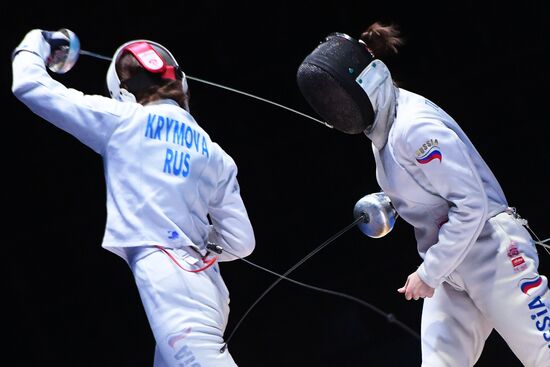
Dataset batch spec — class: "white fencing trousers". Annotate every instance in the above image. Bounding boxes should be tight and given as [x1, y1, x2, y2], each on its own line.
[128, 247, 238, 367]
[420, 211, 550, 366]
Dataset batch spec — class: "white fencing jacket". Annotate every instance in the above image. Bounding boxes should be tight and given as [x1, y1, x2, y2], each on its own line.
[371, 88, 508, 288]
[11, 30, 255, 262]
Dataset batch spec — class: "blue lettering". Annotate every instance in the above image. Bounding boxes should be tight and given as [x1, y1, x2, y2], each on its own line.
[201, 137, 209, 157]
[192, 130, 200, 152]
[528, 296, 545, 310]
[527, 295, 550, 348]
[181, 154, 191, 177]
[163, 148, 174, 173]
[175, 122, 186, 146]
[142, 116, 199, 178]
[164, 149, 191, 178]
[185, 126, 193, 148]
[536, 316, 550, 332]
[165, 118, 174, 142]
[154, 116, 165, 140]
[171, 120, 179, 144]
[145, 114, 155, 138]
[172, 151, 185, 176]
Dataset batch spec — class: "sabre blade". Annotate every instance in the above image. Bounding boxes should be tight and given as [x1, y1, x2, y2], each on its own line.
[78, 49, 331, 129]
[79, 49, 112, 61]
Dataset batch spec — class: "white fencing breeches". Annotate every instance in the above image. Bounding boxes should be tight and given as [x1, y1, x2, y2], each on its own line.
[129, 248, 238, 367]
[421, 211, 550, 366]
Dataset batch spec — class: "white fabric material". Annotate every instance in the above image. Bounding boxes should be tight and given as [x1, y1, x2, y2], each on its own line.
[359, 60, 397, 150]
[12, 32, 256, 366]
[373, 89, 508, 287]
[12, 29, 51, 62]
[372, 88, 549, 364]
[421, 212, 549, 366]
[130, 248, 238, 367]
[12, 45, 255, 263]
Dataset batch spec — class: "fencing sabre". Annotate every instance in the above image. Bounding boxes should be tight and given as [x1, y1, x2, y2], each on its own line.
[44, 29, 333, 129]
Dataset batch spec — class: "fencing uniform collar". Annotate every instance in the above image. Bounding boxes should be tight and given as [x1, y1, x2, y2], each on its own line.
[364, 80, 398, 150]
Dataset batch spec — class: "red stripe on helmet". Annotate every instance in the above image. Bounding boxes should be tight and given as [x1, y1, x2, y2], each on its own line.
[124, 42, 166, 73]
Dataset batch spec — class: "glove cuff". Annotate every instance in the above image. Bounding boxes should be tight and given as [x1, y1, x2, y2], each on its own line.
[12, 29, 51, 63]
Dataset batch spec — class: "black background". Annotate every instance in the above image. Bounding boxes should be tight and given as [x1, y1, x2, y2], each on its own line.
[3, 1, 548, 366]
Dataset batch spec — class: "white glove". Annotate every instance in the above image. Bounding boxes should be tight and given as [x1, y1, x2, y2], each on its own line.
[41, 30, 71, 68]
[13, 29, 70, 65]
[12, 29, 52, 62]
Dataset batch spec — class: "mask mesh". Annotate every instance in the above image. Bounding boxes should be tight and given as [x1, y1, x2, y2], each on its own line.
[296, 34, 375, 134]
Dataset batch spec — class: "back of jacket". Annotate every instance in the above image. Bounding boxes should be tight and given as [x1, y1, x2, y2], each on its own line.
[12, 41, 255, 262]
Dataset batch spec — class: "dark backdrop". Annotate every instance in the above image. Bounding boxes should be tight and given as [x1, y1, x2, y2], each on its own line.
[3, 1, 548, 366]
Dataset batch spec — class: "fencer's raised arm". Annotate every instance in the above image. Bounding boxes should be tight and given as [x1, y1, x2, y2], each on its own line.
[11, 29, 133, 154]
[208, 152, 255, 261]
[12, 29, 255, 263]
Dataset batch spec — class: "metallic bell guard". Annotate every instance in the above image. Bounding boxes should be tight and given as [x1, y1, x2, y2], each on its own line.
[353, 192, 397, 238]
[44, 28, 80, 74]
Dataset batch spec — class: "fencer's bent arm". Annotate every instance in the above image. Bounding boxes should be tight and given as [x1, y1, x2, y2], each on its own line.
[12, 30, 253, 261]
[401, 120, 488, 288]
[208, 154, 255, 261]
[12, 30, 133, 154]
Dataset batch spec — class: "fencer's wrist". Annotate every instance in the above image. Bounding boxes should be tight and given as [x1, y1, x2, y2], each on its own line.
[13, 29, 51, 63]
[416, 264, 438, 289]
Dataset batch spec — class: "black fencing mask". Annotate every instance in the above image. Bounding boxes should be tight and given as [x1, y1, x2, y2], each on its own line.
[296, 33, 376, 134]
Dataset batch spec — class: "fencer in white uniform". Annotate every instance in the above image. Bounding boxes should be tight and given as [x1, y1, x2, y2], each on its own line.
[373, 87, 549, 366]
[12, 29, 255, 366]
[297, 24, 549, 366]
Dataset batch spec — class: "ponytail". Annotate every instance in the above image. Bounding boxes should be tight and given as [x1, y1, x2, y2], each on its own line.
[360, 22, 403, 59]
